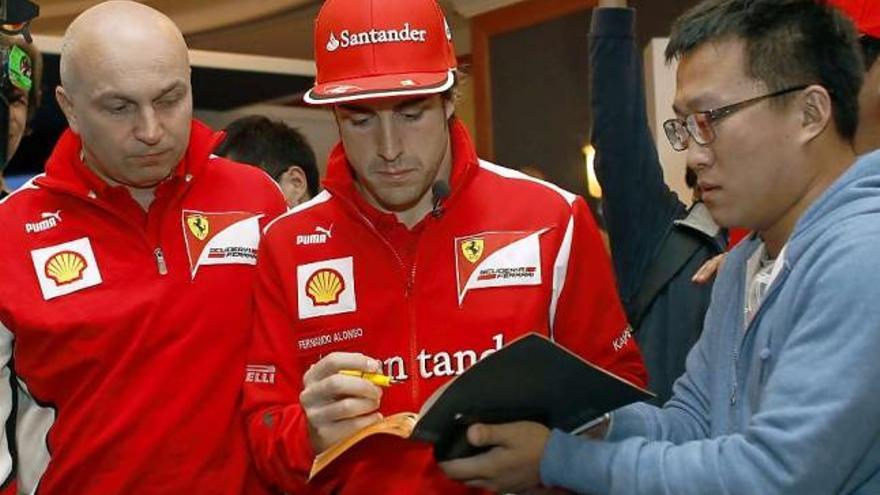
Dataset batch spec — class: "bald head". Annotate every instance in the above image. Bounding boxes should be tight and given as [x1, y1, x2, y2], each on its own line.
[60, 1, 189, 96]
[54, 1, 194, 190]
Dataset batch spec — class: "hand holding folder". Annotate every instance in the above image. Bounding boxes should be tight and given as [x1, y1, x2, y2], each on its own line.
[308, 333, 653, 480]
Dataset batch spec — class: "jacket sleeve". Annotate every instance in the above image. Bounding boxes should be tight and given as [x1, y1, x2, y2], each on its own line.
[589, 7, 686, 308]
[540, 235, 880, 494]
[0, 321, 13, 492]
[550, 195, 647, 388]
[601, 246, 737, 444]
[599, 300, 717, 445]
[242, 227, 314, 493]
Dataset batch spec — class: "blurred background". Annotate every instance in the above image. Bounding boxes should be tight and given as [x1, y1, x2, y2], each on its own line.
[11, 0, 700, 215]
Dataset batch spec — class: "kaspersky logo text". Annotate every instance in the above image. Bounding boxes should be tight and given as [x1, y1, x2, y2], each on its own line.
[326, 23, 428, 52]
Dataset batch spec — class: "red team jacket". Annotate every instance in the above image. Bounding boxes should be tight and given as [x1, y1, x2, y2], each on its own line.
[244, 120, 647, 494]
[0, 121, 287, 494]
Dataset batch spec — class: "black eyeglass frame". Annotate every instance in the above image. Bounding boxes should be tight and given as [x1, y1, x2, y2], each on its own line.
[663, 85, 810, 151]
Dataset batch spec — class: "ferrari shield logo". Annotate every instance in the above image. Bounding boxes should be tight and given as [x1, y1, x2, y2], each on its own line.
[186, 214, 210, 241]
[460, 238, 485, 264]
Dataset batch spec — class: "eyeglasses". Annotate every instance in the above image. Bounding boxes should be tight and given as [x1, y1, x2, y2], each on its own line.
[663, 85, 809, 151]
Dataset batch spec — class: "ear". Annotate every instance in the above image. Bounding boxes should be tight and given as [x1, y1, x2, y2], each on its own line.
[55, 86, 79, 134]
[799, 84, 832, 144]
[280, 165, 310, 207]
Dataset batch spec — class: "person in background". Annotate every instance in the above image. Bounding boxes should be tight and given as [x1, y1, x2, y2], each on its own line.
[215, 115, 320, 207]
[834, 0, 880, 153]
[242, 0, 646, 493]
[0, 2, 287, 493]
[441, 1, 880, 492]
[589, 0, 726, 403]
[0, 34, 41, 197]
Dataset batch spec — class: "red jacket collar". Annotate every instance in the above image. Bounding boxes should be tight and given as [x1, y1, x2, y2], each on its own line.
[36, 119, 224, 196]
[321, 119, 480, 220]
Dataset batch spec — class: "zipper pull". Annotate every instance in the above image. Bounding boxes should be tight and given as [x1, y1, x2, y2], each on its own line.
[154, 247, 168, 275]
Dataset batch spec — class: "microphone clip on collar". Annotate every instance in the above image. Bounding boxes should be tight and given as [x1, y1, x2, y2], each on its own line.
[431, 180, 450, 218]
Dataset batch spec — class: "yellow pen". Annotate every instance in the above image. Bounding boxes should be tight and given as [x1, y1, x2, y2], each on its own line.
[339, 369, 397, 387]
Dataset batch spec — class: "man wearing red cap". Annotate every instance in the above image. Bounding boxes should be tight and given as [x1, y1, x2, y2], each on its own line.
[242, 0, 647, 493]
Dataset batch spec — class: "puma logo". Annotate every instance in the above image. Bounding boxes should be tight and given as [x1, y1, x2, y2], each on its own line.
[296, 224, 334, 246]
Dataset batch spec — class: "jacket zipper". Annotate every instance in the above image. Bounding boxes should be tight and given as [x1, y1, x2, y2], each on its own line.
[347, 205, 423, 404]
[154, 248, 168, 275]
[406, 245, 420, 404]
[43, 177, 192, 277]
[731, 263, 788, 406]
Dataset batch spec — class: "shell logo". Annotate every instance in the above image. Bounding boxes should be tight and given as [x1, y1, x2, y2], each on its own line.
[44, 251, 88, 286]
[306, 269, 345, 306]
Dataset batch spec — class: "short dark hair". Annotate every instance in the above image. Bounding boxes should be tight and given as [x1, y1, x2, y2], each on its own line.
[215, 115, 319, 198]
[666, 0, 864, 141]
[860, 35, 880, 71]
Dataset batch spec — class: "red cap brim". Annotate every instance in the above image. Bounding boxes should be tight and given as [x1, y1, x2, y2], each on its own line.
[304, 70, 455, 105]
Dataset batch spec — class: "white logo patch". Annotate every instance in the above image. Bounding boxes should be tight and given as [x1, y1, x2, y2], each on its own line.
[30, 237, 102, 300]
[195, 217, 260, 267]
[297, 257, 356, 320]
[456, 229, 547, 305]
[182, 211, 262, 278]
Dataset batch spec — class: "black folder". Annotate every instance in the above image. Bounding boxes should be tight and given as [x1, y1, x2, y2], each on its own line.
[412, 333, 654, 460]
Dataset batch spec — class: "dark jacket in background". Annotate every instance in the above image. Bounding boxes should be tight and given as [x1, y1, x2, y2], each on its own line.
[590, 7, 726, 402]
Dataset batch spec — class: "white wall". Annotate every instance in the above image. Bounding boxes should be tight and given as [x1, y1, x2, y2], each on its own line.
[643, 38, 690, 206]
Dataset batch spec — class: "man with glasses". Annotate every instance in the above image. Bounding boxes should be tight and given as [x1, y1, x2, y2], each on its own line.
[685, 0, 880, 284]
[440, 1, 880, 493]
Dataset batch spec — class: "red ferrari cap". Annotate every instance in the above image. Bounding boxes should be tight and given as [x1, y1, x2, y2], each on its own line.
[304, 0, 458, 105]
[828, 0, 880, 38]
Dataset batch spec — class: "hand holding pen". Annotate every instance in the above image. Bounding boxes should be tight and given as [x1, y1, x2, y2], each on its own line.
[300, 352, 387, 454]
